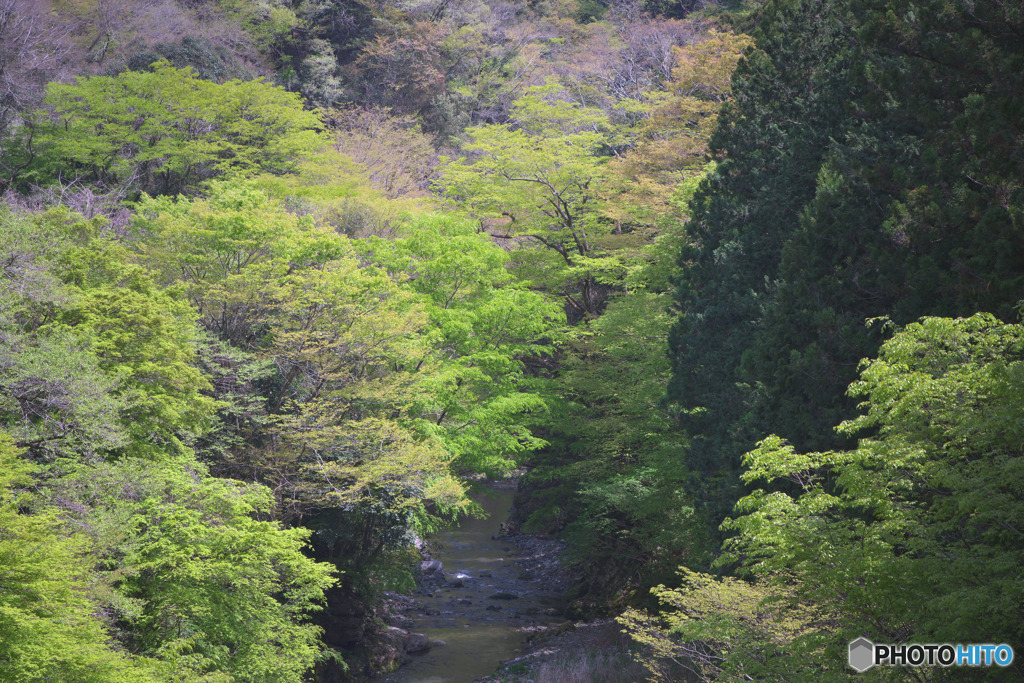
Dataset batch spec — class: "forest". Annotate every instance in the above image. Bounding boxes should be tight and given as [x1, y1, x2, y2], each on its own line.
[0, 0, 1021, 680]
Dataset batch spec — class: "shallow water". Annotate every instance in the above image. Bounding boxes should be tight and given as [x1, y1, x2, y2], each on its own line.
[378, 484, 563, 683]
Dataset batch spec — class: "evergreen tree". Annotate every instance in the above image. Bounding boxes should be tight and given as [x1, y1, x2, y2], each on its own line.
[667, 0, 857, 528]
[742, 0, 1024, 461]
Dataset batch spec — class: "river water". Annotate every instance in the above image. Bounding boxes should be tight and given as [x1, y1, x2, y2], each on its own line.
[378, 482, 564, 683]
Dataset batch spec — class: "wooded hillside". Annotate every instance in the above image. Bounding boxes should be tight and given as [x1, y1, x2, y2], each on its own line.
[1, 0, 1021, 680]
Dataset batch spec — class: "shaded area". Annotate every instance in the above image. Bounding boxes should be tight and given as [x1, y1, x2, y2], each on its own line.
[379, 483, 566, 683]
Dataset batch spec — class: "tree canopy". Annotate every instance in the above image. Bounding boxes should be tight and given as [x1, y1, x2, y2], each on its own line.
[1, 0, 1021, 678]
[39, 62, 325, 196]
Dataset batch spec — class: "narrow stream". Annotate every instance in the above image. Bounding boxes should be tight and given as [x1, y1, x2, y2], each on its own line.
[378, 482, 564, 683]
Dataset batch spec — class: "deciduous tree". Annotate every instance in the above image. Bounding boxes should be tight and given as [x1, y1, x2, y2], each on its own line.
[40, 62, 325, 196]
[439, 82, 617, 319]
[720, 315, 1024, 678]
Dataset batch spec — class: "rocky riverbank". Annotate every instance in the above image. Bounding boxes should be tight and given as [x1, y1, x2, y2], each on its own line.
[477, 618, 643, 683]
[369, 480, 645, 683]
[472, 535, 645, 683]
[373, 483, 570, 682]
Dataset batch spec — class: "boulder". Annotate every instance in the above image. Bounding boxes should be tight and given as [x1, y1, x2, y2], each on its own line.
[405, 632, 432, 654]
[419, 559, 443, 573]
[488, 592, 519, 600]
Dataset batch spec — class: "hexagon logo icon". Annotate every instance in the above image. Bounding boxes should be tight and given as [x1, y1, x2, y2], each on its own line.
[849, 637, 875, 672]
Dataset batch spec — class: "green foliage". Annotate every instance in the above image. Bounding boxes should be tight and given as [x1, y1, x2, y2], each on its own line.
[133, 180, 467, 522]
[54, 236, 217, 459]
[1, 209, 124, 459]
[739, 0, 1024, 471]
[39, 62, 325, 196]
[133, 177, 341, 346]
[217, 0, 300, 52]
[538, 291, 704, 598]
[253, 143, 423, 239]
[490, 33, 752, 603]
[362, 213, 565, 475]
[1, 203, 340, 680]
[718, 315, 1024, 678]
[574, 0, 609, 23]
[619, 568, 807, 682]
[0, 434, 164, 682]
[123, 36, 256, 83]
[14, 2, 1022, 676]
[439, 81, 618, 318]
[1, 207, 218, 461]
[667, 0, 858, 531]
[53, 454, 337, 682]
[668, 0, 1024, 549]
[429, 31, 752, 602]
[0, 2, 849, 678]
[518, 175, 719, 604]
[130, 182, 569, 653]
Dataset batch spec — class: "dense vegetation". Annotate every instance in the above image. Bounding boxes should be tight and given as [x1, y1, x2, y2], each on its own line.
[1, 0, 1021, 680]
